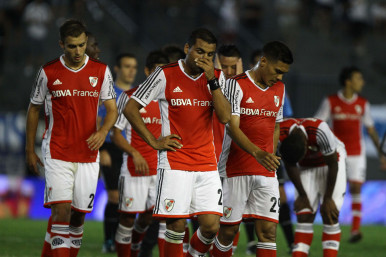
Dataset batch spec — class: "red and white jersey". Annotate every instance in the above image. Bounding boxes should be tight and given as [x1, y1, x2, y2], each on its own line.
[114, 87, 161, 176]
[131, 60, 226, 171]
[212, 113, 226, 162]
[218, 71, 285, 178]
[30, 55, 115, 163]
[279, 118, 341, 168]
[315, 90, 373, 156]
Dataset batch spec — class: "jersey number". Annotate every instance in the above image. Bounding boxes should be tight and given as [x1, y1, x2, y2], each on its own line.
[88, 194, 95, 208]
[270, 197, 280, 213]
[218, 189, 223, 205]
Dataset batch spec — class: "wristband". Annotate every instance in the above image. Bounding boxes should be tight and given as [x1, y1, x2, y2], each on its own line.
[208, 78, 220, 91]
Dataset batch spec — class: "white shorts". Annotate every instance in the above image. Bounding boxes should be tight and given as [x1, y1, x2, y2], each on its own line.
[346, 154, 366, 183]
[43, 157, 99, 213]
[297, 146, 347, 215]
[220, 175, 280, 224]
[118, 173, 157, 213]
[153, 169, 223, 218]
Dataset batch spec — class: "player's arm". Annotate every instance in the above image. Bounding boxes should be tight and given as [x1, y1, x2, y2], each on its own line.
[314, 97, 331, 121]
[25, 103, 44, 175]
[87, 99, 118, 151]
[111, 127, 149, 175]
[124, 99, 182, 151]
[366, 126, 386, 170]
[228, 115, 280, 171]
[196, 58, 231, 124]
[283, 161, 313, 213]
[273, 122, 280, 153]
[321, 152, 340, 223]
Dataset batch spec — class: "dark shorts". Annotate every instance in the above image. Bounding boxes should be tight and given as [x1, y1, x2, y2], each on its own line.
[100, 142, 123, 190]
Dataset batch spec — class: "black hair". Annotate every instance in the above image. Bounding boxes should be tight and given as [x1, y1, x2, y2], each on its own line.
[115, 53, 136, 67]
[145, 50, 169, 70]
[218, 45, 241, 58]
[60, 19, 87, 42]
[279, 131, 307, 164]
[162, 45, 186, 63]
[262, 41, 293, 64]
[250, 49, 262, 66]
[187, 28, 217, 48]
[339, 66, 361, 87]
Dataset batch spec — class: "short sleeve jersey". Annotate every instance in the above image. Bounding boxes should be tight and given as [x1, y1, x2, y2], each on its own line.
[131, 60, 226, 171]
[218, 71, 285, 178]
[314, 90, 373, 156]
[279, 118, 338, 168]
[114, 87, 161, 176]
[30, 55, 116, 163]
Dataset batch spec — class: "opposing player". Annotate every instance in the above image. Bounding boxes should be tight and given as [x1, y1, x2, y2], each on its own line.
[315, 66, 386, 242]
[98, 53, 138, 253]
[279, 118, 346, 257]
[212, 41, 293, 257]
[25, 20, 117, 257]
[112, 50, 168, 257]
[125, 28, 230, 257]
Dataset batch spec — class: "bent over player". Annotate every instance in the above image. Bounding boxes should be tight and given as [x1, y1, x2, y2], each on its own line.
[279, 118, 346, 257]
[125, 28, 231, 257]
[25, 20, 117, 257]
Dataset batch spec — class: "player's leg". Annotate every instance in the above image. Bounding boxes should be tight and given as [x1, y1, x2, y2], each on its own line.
[116, 212, 136, 257]
[254, 219, 277, 257]
[346, 155, 366, 243]
[212, 176, 250, 257]
[70, 162, 99, 257]
[41, 215, 53, 257]
[165, 218, 187, 256]
[244, 222, 256, 255]
[320, 148, 346, 257]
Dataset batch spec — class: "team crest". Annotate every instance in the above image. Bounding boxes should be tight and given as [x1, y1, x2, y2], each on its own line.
[125, 197, 134, 208]
[223, 206, 232, 219]
[274, 96, 280, 107]
[164, 199, 175, 212]
[355, 104, 362, 114]
[89, 77, 98, 87]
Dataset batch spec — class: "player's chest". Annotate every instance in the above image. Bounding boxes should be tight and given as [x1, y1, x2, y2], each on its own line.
[240, 88, 281, 117]
[331, 101, 364, 118]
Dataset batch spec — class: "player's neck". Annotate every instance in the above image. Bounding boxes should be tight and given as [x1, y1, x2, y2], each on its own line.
[249, 69, 267, 90]
[63, 55, 86, 70]
[342, 87, 355, 100]
[115, 79, 132, 91]
[181, 60, 201, 78]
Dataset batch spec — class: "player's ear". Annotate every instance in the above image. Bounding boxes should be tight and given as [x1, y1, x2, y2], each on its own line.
[59, 40, 64, 50]
[184, 43, 190, 55]
[144, 67, 150, 77]
[260, 56, 267, 67]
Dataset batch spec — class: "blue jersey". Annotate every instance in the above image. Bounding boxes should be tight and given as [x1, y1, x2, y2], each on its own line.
[98, 83, 125, 143]
[283, 92, 293, 118]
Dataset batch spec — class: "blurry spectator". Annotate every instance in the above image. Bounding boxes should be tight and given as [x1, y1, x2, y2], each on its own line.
[370, 1, 386, 37]
[275, 0, 301, 49]
[23, 0, 52, 76]
[240, 0, 263, 39]
[219, 0, 239, 43]
[312, 0, 335, 38]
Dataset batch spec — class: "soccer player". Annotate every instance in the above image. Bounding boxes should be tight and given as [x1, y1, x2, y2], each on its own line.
[212, 41, 293, 257]
[215, 44, 243, 80]
[314, 66, 386, 242]
[112, 50, 168, 257]
[25, 19, 117, 257]
[279, 118, 347, 257]
[98, 53, 138, 253]
[85, 31, 100, 59]
[125, 28, 231, 257]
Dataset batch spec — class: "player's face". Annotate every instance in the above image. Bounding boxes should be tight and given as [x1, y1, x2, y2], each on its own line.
[348, 72, 365, 93]
[86, 36, 101, 59]
[184, 38, 216, 74]
[116, 57, 138, 84]
[260, 57, 290, 87]
[219, 55, 239, 79]
[60, 33, 87, 66]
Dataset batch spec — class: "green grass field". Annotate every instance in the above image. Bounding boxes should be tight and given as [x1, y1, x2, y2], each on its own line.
[1, 218, 386, 257]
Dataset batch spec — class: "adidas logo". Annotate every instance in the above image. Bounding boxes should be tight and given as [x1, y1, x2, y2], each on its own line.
[246, 97, 254, 103]
[139, 108, 147, 113]
[53, 79, 62, 85]
[173, 86, 183, 93]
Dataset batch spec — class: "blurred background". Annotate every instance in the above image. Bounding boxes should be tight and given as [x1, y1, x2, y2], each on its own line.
[0, 0, 385, 222]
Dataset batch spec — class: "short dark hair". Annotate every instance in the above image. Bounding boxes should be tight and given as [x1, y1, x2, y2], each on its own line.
[218, 45, 241, 58]
[187, 28, 217, 48]
[339, 66, 361, 87]
[279, 131, 307, 165]
[162, 45, 186, 63]
[146, 50, 169, 70]
[115, 53, 136, 67]
[60, 19, 87, 42]
[262, 41, 293, 64]
[250, 48, 262, 66]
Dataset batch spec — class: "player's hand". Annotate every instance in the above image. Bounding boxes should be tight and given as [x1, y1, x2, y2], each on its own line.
[294, 195, 313, 214]
[152, 134, 183, 151]
[380, 154, 386, 171]
[253, 150, 281, 171]
[195, 57, 215, 81]
[26, 151, 44, 175]
[320, 197, 339, 224]
[236, 58, 243, 75]
[87, 129, 108, 151]
[214, 54, 222, 69]
[132, 151, 149, 175]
